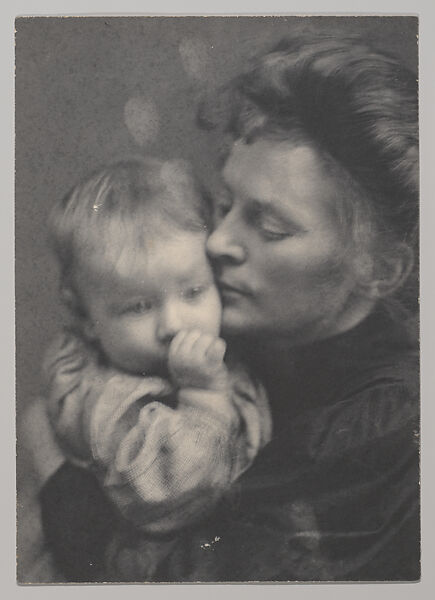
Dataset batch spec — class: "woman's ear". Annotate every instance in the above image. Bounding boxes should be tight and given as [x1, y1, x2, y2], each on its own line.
[356, 243, 414, 300]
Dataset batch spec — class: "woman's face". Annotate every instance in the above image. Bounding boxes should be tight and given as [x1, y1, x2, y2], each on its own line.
[206, 138, 366, 343]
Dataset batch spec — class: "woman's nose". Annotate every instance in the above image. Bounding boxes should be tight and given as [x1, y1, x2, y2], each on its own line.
[206, 221, 246, 264]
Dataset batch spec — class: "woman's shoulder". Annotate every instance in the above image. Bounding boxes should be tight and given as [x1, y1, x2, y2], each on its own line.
[337, 305, 419, 401]
[289, 353, 419, 463]
[313, 303, 418, 397]
[280, 308, 420, 459]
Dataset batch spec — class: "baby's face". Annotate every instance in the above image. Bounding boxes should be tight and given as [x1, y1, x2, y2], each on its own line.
[77, 230, 222, 376]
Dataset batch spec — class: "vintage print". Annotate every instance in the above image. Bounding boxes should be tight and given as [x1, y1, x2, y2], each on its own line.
[15, 16, 420, 583]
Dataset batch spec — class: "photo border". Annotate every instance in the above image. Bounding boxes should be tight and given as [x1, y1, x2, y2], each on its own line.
[6, 1, 434, 598]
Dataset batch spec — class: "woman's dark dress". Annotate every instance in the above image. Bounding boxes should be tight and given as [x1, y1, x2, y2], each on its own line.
[40, 306, 420, 582]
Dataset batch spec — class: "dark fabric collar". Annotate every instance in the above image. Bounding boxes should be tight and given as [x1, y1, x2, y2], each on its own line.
[232, 303, 418, 425]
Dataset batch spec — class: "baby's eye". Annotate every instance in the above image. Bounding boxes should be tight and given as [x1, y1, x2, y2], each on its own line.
[125, 299, 154, 314]
[183, 286, 206, 301]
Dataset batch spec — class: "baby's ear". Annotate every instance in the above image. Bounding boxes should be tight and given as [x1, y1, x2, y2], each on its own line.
[82, 319, 97, 341]
[356, 243, 414, 300]
[59, 285, 79, 312]
[60, 285, 96, 338]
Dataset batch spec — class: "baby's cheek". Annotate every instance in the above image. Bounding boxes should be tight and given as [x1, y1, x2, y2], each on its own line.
[103, 322, 144, 361]
[203, 291, 223, 335]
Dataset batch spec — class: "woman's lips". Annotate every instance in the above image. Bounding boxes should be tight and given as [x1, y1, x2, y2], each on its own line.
[218, 280, 250, 297]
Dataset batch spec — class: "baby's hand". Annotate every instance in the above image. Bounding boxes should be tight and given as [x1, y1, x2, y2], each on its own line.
[168, 330, 229, 392]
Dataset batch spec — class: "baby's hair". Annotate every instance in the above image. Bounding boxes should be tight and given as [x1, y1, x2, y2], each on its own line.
[49, 156, 209, 311]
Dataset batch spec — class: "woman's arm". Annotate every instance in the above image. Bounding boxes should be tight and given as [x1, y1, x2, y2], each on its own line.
[39, 462, 122, 583]
[39, 372, 419, 582]
[167, 371, 420, 582]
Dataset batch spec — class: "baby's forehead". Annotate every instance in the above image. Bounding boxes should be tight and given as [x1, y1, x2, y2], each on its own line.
[77, 227, 211, 285]
[80, 210, 203, 250]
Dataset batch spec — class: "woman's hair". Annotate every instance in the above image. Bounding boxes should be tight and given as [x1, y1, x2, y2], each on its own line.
[49, 156, 208, 311]
[199, 33, 419, 309]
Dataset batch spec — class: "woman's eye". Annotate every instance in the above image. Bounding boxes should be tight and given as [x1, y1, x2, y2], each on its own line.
[260, 226, 291, 241]
[216, 203, 230, 218]
[254, 214, 292, 240]
[214, 195, 232, 220]
[183, 286, 205, 301]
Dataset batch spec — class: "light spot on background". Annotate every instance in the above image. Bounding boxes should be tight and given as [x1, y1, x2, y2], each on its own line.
[124, 96, 160, 147]
[179, 37, 210, 83]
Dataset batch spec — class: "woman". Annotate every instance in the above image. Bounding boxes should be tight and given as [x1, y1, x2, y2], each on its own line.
[39, 33, 419, 582]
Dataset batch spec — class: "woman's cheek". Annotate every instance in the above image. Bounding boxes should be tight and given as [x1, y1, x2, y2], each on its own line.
[290, 234, 348, 278]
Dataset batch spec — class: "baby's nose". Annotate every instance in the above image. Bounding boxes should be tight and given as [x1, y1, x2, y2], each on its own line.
[156, 303, 183, 344]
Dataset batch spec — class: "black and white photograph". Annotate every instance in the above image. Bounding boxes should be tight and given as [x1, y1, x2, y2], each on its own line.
[15, 14, 420, 584]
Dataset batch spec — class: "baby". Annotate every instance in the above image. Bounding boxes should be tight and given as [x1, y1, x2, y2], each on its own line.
[43, 157, 272, 552]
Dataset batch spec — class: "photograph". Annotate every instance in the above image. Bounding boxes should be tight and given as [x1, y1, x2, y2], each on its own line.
[15, 15, 420, 584]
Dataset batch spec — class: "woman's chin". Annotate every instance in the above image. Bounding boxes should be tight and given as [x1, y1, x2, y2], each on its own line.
[221, 309, 250, 337]
[221, 306, 263, 338]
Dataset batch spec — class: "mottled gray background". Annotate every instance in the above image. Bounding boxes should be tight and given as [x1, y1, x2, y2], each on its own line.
[15, 16, 418, 416]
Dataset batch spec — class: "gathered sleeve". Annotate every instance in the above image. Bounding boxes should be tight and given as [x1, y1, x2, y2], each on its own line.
[43, 331, 271, 535]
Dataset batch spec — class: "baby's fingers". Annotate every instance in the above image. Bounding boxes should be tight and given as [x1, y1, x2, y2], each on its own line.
[178, 329, 205, 356]
[168, 330, 190, 357]
[187, 332, 219, 360]
[168, 329, 206, 367]
[205, 337, 227, 364]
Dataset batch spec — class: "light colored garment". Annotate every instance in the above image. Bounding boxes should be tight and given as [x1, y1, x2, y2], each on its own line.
[43, 330, 272, 535]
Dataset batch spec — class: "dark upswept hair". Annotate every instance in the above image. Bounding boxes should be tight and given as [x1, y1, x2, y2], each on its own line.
[199, 33, 419, 309]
